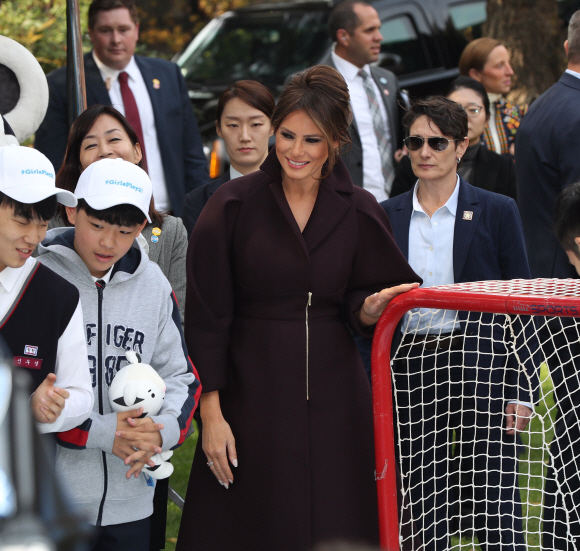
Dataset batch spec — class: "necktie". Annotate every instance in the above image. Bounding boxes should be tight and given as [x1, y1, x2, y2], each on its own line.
[358, 69, 394, 195]
[118, 71, 148, 173]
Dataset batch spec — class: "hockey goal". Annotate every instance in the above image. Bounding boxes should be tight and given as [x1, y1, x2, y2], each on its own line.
[372, 279, 580, 551]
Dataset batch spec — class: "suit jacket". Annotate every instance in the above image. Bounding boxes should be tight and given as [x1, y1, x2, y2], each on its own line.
[382, 179, 538, 406]
[181, 172, 231, 237]
[34, 52, 209, 216]
[390, 146, 517, 200]
[318, 53, 401, 188]
[515, 72, 580, 278]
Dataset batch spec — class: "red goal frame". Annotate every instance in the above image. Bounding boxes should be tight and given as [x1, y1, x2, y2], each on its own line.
[370, 279, 580, 550]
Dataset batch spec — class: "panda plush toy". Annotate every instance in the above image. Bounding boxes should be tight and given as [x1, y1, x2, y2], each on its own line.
[109, 351, 174, 480]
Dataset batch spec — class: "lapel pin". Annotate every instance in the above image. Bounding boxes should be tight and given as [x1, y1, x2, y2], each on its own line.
[151, 235, 159, 243]
[153, 78, 161, 89]
[152, 227, 162, 236]
[384, 89, 390, 96]
[462, 211, 473, 220]
[380, 77, 387, 84]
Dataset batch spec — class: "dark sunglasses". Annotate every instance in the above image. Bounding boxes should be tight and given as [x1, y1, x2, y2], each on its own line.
[404, 136, 460, 152]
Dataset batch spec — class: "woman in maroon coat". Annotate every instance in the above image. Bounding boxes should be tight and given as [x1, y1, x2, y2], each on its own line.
[177, 65, 420, 550]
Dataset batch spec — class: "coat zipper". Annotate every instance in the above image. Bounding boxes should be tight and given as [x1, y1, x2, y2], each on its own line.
[306, 292, 312, 400]
[95, 280, 108, 527]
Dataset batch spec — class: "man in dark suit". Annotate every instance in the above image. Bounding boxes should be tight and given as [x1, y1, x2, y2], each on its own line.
[319, 0, 403, 203]
[34, 0, 208, 216]
[516, 9, 580, 279]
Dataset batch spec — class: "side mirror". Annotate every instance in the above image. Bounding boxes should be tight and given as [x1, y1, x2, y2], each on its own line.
[377, 52, 404, 74]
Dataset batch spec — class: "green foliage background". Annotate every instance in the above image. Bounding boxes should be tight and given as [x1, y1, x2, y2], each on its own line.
[0, 0, 252, 75]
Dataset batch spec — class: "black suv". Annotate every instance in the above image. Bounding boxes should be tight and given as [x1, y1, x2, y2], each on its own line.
[176, 0, 576, 172]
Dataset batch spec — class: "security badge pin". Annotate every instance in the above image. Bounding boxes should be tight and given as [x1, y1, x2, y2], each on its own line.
[153, 78, 161, 89]
[463, 211, 473, 220]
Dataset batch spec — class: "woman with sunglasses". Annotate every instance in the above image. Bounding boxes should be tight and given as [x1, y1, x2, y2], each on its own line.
[390, 76, 516, 200]
[380, 97, 535, 550]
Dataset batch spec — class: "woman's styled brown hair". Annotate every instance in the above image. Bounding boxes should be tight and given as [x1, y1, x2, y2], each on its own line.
[402, 97, 468, 143]
[56, 104, 163, 227]
[216, 80, 275, 126]
[271, 65, 352, 177]
[458, 37, 503, 76]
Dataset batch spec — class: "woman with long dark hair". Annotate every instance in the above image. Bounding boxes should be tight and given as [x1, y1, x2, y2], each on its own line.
[176, 65, 420, 551]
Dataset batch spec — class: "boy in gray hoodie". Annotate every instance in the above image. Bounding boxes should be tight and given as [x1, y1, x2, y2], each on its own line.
[37, 158, 201, 551]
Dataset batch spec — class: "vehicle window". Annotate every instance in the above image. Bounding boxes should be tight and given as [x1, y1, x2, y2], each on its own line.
[179, 11, 330, 92]
[449, 1, 487, 42]
[379, 15, 429, 75]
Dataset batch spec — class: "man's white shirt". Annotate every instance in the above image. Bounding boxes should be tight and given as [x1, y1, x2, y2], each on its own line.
[331, 48, 391, 202]
[0, 257, 93, 433]
[93, 52, 171, 213]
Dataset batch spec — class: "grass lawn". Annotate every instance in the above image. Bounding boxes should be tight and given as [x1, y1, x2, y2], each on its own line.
[164, 421, 198, 551]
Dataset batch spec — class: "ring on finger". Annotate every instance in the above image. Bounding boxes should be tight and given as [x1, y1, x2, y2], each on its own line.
[207, 461, 214, 467]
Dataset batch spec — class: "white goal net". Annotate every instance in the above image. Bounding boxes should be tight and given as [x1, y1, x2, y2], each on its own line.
[372, 279, 580, 551]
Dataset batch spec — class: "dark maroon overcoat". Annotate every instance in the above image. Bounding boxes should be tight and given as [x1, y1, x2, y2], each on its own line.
[177, 148, 420, 551]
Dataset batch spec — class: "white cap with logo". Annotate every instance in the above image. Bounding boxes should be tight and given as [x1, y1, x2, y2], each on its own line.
[74, 158, 152, 223]
[0, 145, 77, 206]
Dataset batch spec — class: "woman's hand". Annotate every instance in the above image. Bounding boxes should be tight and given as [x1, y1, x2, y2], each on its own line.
[200, 391, 238, 489]
[359, 283, 420, 327]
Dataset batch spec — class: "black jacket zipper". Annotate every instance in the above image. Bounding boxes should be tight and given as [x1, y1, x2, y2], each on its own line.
[95, 280, 108, 526]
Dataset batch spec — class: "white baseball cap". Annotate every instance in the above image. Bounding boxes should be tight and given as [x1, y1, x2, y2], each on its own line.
[0, 145, 77, 206]
[75, 158, 152, 223]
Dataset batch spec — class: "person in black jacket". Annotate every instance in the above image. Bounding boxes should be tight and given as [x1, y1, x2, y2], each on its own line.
[180, 81, 274, 236]
[390, 77, 516, 201]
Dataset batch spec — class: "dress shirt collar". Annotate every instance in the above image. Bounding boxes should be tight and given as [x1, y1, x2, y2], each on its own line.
[331, 47, 370, 84]
[488, 92, 502, 106]
[229, 166, 244, 180]
[92, 51, 139, 83]
[0, 264, 26, 293]
[91, 267, 113, 285]
[412, 174, 460, 218]
[566, 68, 580, 80]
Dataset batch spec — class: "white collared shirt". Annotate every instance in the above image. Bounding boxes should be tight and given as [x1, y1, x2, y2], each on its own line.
[0, 257, 94, 433]
[566, 68, 580, 80]
[331, 48, 391, 202]
[404, 177, 460, 335]
[93, 52, 171, 213]
[229, 166, 244, 180]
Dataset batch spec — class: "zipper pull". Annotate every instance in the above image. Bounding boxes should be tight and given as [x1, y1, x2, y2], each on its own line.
[307, 292, 312, 307]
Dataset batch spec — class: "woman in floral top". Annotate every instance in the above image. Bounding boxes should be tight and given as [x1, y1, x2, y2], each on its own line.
[459, 37, 527, 155]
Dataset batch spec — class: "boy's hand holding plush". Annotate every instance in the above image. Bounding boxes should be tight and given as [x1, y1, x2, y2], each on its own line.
[31, 373, 70, 424]
[109, 352, 174, 480]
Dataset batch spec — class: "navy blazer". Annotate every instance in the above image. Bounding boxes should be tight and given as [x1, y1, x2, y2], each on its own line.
[34, 52, 209, 216]
[181, 172, 231, 237]
[382, 178, 538, 406]
[516, 72, 580, 278]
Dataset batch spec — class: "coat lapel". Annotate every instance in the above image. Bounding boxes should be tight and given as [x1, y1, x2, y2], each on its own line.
[85, 52, 111, 106]
[369, 67, 397, 143]
[453, 179, 481, 281]
[134, 56, 167, 149]
[261, 150, 353, 258]
[389, 192, 413, 259]
[472, 146, 498, 192]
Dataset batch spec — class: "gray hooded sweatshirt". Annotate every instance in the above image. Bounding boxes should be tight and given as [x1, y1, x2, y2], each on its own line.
[37, 227, 200, 527]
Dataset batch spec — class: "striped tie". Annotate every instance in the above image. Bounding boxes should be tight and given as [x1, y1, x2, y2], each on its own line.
[359, 69, 394, 195]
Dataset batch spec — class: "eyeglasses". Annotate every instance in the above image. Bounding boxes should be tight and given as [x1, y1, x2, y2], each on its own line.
[404, 136, 460, 152]
[463, 104, 484, 118]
